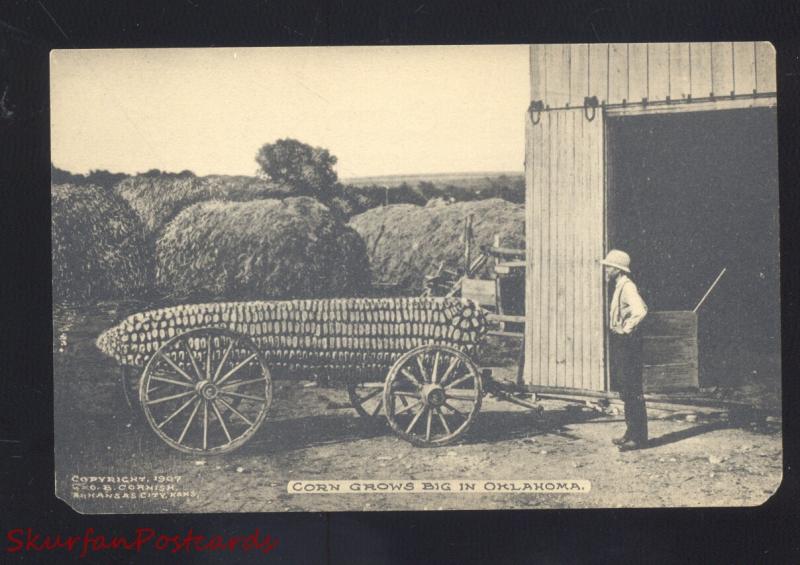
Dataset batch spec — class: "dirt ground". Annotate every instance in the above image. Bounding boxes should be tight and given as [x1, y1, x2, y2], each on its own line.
[54, 301, 782, 513]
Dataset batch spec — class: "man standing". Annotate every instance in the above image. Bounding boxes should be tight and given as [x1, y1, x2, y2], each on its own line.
[601, 249, 649, 451]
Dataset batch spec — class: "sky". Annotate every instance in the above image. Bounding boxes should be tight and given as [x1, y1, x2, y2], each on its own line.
[50, 45, 530, 179]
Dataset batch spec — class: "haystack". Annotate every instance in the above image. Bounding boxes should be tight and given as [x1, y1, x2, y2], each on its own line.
[349, 198, 525, 291]
[115, 173, 290, 237]
[51, 184, 152, 302]
[156, 197, 370, 300]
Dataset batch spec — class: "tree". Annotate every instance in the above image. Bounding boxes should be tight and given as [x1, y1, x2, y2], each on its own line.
[51, 164, 128, 191]
[51, 163, 83, 185]
[86, 169, 128, 190]
[255, 138, 338, 199]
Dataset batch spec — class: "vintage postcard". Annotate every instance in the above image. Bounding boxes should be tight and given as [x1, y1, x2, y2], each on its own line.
[51, 44, 780, 513]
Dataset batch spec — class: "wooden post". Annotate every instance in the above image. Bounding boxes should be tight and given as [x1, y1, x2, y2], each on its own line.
[464, 214, 474, 276]
[516, 328, 526, 386]
[493, 233, 501, 271]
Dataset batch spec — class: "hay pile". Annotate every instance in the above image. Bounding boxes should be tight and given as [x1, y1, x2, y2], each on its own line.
[52, 184, 152, 302]
[156, 197, 370, 300]
[349, 198, 525, 291]
[115, 173, 290, 237]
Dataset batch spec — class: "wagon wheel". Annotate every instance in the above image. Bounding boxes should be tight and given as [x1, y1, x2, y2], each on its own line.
[383, 344, 482, 447]
[120, 366, 144, 419]
[139, 328, 272, 454]
[347, 381, 394, 418]
[119, 365, 141, 416]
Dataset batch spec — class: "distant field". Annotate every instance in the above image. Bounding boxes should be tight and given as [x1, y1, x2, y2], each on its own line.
[342, 171, 524, 190]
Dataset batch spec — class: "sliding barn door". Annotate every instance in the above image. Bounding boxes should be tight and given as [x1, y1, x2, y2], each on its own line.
[524, 108, 606, 391]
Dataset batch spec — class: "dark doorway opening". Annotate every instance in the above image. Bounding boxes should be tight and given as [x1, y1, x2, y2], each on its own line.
[606, 108, 780, 392]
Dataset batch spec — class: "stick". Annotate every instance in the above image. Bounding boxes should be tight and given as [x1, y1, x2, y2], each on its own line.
[369, 223, 386, 257]
[464, 215, 473, 276]
[693, 268, 727, 313]
[515, 328, 526, 386]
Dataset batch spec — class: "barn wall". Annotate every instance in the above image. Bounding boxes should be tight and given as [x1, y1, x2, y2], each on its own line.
[530, 42, 776, 109]
[524, 42, 776, 393]
[524, 108, 605, 391]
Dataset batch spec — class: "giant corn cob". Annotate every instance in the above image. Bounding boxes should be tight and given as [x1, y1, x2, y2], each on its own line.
[97, 297, 487, 381]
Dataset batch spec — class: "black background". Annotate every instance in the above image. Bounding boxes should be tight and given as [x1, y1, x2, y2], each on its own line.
[1, 0, 799, 562]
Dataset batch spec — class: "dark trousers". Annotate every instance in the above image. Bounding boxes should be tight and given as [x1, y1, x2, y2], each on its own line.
[610, 332, 648, 443]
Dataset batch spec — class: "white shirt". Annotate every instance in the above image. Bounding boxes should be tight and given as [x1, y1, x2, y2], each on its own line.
[609, 274, 648, 335]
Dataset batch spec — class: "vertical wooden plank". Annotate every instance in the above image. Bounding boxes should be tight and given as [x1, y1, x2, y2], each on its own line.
[628, 43, 648, 103]
[532, 108, 545, 387]
[530, 44, 546, 103]
[581, 107, 592, 390]
[553, 110, 562, 387]
[711, 41, 734, 97]
[535, 111, 545, 386]
[591, 112, 606, 390]
[586, 113, 597, 390]
[548, 111, 560, 387]
[542, 111, 553, 386]
[572, 109, 582, 388]
[533, 109, 544, 386]
[689, 42, 712, 98]
[565, 109, 583, 388]
[527, 43, 546, 386]
[524, 107, 538, 386]
[733, 41, 756, 95]
[647, 43, 670, 102]
[582, 108, 599, 389]
[560, 110, 570, 388]
[669, 42, 691, 100]
[565, 110, 577, 387]
[550, 111, 559, 388]
[555, 111, 566, 387]
[562, 110, 572, 387]
[585, 108, 596, 390]
[755, 41, 777, 93]
[608, 43, 628, 104]
[575, 109, 585, 389]
[581, 108, 601, 390]
[588, 43, 609, 104]
[598, 113, 607, 390]
[544, 44, 570, 108]
[523, 109, 531, 385]
[580, 111, 591, 389]
[569, 44, 589, 108]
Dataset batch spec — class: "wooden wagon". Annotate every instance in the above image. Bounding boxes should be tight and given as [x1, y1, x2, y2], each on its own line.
[98, 296, 539, 454]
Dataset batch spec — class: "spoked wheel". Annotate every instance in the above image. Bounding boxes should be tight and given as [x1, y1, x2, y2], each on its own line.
[347, 382, 387, 418]
[120, 366, 142, 416]
[139, 328, 272, 454]
[383, 344, 482, 447]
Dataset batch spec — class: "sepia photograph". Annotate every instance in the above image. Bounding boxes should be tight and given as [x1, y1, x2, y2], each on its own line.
[50, 43, 781, 513]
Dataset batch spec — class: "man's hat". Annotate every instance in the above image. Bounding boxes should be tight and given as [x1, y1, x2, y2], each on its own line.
[600, 249, 631, 273]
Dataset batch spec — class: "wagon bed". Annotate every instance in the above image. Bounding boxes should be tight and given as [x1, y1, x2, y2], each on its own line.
[98, 297, 538, 454]
[98, 297, 485, 377]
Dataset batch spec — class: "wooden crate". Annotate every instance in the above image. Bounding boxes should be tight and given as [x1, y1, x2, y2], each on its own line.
[461, 278, 497, 311]
[641, 311, 699, 392]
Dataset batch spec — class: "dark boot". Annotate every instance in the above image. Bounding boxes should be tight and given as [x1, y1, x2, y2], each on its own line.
[611, 433, 629, 445]
[623, 394, 648, 445]
[617, 439, 644, 452]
